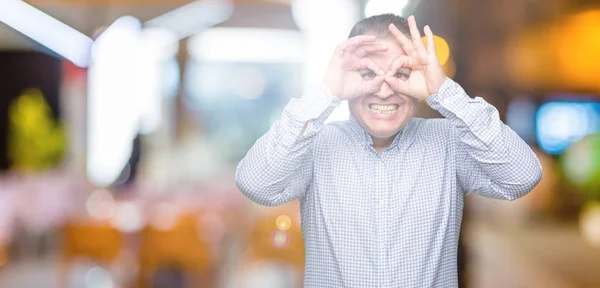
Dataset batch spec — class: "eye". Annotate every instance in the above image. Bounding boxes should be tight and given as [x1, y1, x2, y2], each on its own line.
[395, 73, 408, 80]
[395, 71, 411, 80]
[358, 69, 376, 80]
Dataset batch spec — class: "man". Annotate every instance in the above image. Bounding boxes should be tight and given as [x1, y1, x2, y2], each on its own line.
[236, 14, 542, 287]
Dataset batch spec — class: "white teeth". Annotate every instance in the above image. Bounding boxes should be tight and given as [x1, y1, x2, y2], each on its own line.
[369, 104, 398, 114]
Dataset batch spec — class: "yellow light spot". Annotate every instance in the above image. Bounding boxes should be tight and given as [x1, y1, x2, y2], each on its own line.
[422, 35, 450, 66]
[554, 9, 600, 91]
[442, 55, 456, 78]
[275, 215, 291, 231]
[7, 88, 66, 171]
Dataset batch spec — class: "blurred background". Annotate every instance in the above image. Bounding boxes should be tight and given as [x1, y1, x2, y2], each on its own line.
[0, 0, 600, 287]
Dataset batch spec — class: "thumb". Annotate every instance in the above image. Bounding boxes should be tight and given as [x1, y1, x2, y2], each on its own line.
[385, 73, 410, 95]
[361, 75, 385, 95]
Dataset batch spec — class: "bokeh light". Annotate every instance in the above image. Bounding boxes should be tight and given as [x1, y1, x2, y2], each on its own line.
[276, 215, 292, 231]
[271, 230, 290, 249]
[580, 202, 600, 248]
[423, 35, 450, 66]
[561, 134, 600, 196]
[148, 202, 180, 231]
[507, 9, 600, 91]
[85, 189, 116, 220]
[110, 202, 144, 233]
[84, 266, 114, 288]
[554, 10, 600, 92]
[537, 102, 600, 155]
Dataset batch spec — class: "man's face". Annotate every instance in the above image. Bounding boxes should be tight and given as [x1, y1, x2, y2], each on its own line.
[349, 36, 419, 142]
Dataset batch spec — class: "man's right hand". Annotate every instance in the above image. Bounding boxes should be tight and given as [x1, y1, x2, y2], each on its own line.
[323, 35, 388, 101]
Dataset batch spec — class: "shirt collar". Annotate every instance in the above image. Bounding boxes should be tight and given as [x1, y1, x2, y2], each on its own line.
[348, 114, 410, 151]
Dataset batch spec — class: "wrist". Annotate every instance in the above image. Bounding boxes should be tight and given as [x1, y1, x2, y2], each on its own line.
[426, 71, 447, 96]
[322, 78, 341, 99]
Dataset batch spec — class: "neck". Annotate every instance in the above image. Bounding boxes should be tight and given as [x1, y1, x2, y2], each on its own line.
[371, 136, 395, 154]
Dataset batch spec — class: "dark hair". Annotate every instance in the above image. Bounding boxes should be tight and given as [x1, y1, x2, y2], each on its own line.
[348, 13, 410, 39]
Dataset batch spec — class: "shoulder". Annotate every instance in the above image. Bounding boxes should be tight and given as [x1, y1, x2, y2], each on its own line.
[411, 117, 450, 131]
[407, 117, 455, 143]
[307, 120, 361, 154]
[315, 120, 356, 144]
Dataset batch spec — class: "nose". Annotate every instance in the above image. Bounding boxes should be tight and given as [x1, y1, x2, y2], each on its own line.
[375, 81, 394, 99]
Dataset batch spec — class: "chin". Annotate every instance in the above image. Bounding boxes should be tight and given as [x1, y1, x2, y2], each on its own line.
[362, 115, 411, 139]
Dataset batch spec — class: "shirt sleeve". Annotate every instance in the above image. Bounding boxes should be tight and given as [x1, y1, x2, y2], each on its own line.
[426, 78, 542, 200]
[235, 85, 341, 206]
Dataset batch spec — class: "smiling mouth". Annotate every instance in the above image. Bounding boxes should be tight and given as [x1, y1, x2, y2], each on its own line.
[368, 104, 399, 115]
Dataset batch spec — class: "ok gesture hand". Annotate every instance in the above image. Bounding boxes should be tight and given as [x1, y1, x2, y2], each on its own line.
[385, 16, 447, 100]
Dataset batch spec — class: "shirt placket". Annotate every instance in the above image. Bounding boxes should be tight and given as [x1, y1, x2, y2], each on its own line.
[375, 154, 389, 287]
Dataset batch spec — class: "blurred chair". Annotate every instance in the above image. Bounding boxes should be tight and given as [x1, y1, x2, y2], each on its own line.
[137, 213, 215, 288]
[59, 220, 124, 287]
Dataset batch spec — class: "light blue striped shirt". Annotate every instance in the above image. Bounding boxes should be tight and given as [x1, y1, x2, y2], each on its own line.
[236, 78, 542, 287]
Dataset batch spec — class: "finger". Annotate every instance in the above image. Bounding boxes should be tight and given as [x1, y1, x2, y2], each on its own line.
[385, 74, 410, 95]
[360, 57, 385, 76]
[362, 75, 386, 94]
[354, 43, 388, 58]
[424, 25, 437, 57]
[337, 35, 377, 54]
[344, 36, 380, 54]
[389, 23, 414, 55]
[388, 55, 411, 76]
[408, 15, 427, 53]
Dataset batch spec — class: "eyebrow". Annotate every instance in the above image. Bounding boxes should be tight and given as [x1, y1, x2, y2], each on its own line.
[395, 67, 412, 71]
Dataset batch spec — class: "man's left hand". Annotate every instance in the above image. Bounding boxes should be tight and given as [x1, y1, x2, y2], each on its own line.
[385, 15, 447, 101]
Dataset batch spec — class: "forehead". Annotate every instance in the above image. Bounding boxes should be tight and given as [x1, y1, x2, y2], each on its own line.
[367, 37, 407, 69]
